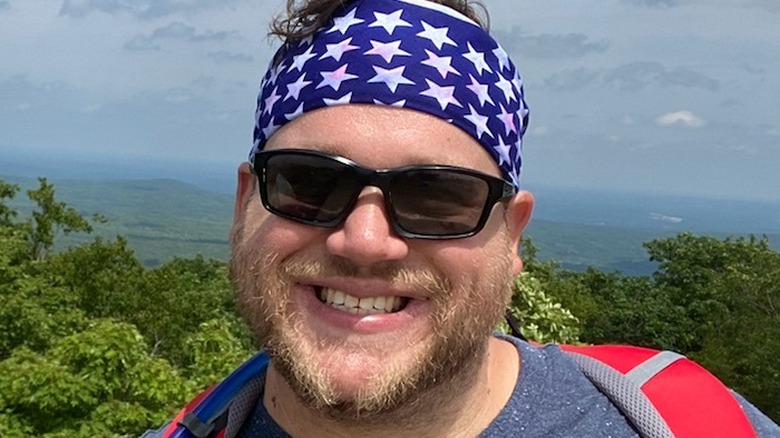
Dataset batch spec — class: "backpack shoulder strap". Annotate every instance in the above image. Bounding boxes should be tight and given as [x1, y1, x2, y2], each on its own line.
[560, 344, 757, 438]
[162, 351, 270, 438]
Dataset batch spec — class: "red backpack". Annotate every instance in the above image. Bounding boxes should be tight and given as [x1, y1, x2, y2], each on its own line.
[160, 344, 757, 438]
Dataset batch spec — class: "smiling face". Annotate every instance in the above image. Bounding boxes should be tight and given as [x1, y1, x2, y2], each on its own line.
[230, 104, 529, 423]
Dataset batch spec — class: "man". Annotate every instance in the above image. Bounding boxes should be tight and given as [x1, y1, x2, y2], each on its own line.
[145, 0, 780, 436]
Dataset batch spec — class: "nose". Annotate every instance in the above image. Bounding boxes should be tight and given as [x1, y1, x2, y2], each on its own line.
[325, 187, 409, 265]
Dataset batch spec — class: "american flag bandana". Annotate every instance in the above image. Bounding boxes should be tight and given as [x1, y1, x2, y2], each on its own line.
[251, 0, 529, 188]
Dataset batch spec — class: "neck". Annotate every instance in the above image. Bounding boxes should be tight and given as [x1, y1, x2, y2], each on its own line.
[263, 337, 520, 438]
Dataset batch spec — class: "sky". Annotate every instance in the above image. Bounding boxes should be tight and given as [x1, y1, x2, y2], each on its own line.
[1, 0, 779, 201]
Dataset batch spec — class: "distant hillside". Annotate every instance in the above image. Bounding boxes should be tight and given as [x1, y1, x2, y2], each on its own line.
[4, 176, 233, 266]
[4, 175, 779, 274]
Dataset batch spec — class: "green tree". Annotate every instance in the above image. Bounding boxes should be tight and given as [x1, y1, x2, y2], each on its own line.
[507, 272, 582, 344]
[26, 178, 93, 261]
[132, 256, 247, 368]
[0, 178, 250, 435]
[0, 320, 195, 437]
[184, 317, 255, 388]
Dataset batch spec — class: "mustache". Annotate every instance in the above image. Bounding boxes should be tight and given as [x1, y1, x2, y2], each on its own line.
[278, 255, 451, 297]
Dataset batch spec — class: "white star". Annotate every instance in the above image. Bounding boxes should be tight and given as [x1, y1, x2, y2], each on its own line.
[364, 40, 411, 63]
[369, 10, 412, 35]
[495, 75, 516, 103]
[417, 21, 456, 50]
[287, 45, 317, 73]
[319, 37, 360, 62]
[284, 103, 305, 121]
[463, 43, 492, 75]
[497, 103, 517, 135]
[508, 166, 521, 189]
[300, 35, 314, 47]
[327, 8, 364, 34]
[255, 98, 264, 120]
[466, 75, 494, 107]
[317, 64, 358, 91]
[262, 121, 280, 140]
[513, 74, 524, 96]
[517, 101, 528, 131]
[493, 138, 512, 167]
[493, 46, 511, 72]
[285, 74, 312, 101]
[263, 86, 282, 115]
[464, 104, 491, 140]
[268, 62, 285, 86]
[421, 50, 459, 79]
[420, 79, 462, 110]
[374, 98, 407, 108]
[368, 65, 415, 93]
[324, 92, 353, 106]
[519, 99, 529, 120]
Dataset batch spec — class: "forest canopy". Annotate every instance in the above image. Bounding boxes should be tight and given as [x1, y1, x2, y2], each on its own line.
[1, 178, 778, 436]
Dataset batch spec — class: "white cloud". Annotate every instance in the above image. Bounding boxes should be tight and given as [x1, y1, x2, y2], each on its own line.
[604, 62, 719, 92]
[499, 31, 608, 60]
[746, 0, 780, 14]
[656, 110, 705, 128]
[532, 126, 549, 136]
[207, 51, 254, 64]
[621, 0, 680, 8]
[59, 0, 248, 19]
[123, 22, 240, 51]
[649, 213, 683, 224]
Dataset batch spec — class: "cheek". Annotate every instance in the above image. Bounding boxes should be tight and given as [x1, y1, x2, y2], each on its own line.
[240, 206, 323, 256]
[426, 226, 514, 286]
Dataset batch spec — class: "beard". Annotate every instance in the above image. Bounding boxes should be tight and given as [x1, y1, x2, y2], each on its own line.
[229, 226, 513, 428]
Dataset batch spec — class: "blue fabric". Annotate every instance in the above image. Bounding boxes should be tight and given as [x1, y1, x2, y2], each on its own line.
[250, 0, 529, 189]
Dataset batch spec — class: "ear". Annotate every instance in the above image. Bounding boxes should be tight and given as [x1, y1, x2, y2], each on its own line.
[505, 190, 534, 276]
[230, 162, 256, 245]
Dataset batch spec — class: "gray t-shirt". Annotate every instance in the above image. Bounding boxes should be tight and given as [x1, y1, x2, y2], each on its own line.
[142, 337, 779, 437]
[236, 337, 780, 437]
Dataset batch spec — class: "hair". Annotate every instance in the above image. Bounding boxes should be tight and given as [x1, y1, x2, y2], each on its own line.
[270, 0, 490, 43]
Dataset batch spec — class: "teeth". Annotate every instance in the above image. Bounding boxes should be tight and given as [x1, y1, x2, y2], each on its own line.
[344, 294, 359, 308]
[318, 287, 406, 315]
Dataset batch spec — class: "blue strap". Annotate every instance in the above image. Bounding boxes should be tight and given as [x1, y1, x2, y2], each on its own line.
[169, 351, 270, 438]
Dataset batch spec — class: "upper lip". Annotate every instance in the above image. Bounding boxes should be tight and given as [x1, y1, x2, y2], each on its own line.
[299, 277, 430, 301]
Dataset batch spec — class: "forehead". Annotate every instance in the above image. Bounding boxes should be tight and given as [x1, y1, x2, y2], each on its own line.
[264, 104, 501, 177]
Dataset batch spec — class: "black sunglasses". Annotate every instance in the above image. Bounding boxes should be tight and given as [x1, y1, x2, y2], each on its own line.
[253, 149, 516, 239]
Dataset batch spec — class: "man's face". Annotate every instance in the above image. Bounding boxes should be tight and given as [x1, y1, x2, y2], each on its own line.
[230, 104, 524, 421]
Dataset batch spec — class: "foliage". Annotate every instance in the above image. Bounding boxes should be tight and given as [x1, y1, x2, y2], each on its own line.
[0, 321, 194, 436]
[26, 178, 93, 261]
[529, 232, 780, 421]
[506, 272, 582, 344]
[0, 178, 254, 436]
[645, 233, 780, 419]
[1, 177, 779, 433]
[132, 255, 245, 368]
[184, 317, 255, 388]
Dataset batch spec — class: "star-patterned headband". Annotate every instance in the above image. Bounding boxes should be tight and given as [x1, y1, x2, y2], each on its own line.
[251, 0, 529, 188]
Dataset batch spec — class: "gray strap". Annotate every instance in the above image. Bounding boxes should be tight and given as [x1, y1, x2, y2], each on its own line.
[626, 350, 685, 388]
[180, 412, 215, 438]
[224, 374, 266, 438]
[567, 350, 676, 438]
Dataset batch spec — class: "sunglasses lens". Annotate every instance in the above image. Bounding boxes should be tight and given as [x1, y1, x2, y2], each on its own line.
[264, 153, 358, 224]
[391, 170, 489, 236]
